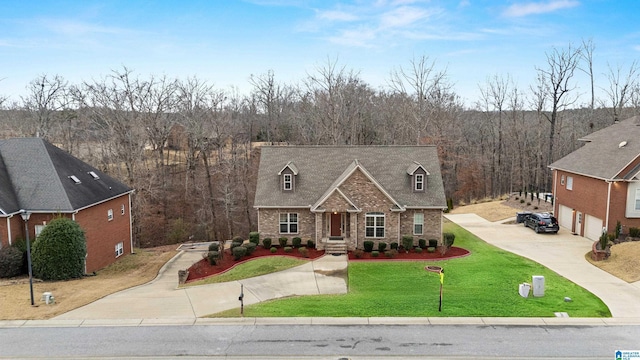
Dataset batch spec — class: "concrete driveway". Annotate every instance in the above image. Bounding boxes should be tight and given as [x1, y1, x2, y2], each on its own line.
[445, 213, 640, 318]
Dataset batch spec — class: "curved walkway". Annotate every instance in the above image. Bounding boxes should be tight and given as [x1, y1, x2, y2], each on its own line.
[53, 251, 348, 320]
[445, 213, 640, 318]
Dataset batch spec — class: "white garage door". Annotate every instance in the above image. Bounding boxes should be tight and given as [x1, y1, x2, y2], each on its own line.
[584, 214, 604, 241]
[558, 205, 573, 230]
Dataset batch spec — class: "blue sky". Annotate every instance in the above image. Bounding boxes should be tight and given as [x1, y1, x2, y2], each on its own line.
[1, 0, 639, 106]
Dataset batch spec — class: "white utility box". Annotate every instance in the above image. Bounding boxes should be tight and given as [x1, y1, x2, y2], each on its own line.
[518, 283, 531, 298]
[532, 275, 545, 297]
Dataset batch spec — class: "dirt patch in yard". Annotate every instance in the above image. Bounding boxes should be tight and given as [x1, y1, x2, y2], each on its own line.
[586, 241, 640, 283]
[449, 195, 553, 222]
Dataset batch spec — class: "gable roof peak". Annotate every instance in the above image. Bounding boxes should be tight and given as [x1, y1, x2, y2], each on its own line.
[277, 161, 298, 175]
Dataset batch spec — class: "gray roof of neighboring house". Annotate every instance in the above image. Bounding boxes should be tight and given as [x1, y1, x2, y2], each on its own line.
[0, 138, 132, 215]
[549, 116, 640, 180]
[254, 145, 447, 209]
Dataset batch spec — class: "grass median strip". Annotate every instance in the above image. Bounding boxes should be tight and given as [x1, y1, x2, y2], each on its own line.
[211, 222, 611, 318]
[183, 257, 308, 286]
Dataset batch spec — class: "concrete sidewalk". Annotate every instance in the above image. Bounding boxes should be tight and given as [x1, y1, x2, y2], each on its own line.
[53, 251, 348, 320]
[445, 213, 640, 318]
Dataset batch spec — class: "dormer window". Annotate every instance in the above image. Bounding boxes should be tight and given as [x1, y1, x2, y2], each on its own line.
[283, 174, 293, 191]
[415, 174, 424, 191]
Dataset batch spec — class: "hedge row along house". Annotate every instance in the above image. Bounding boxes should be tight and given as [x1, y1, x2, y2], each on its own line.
[254, 146, 447, 253]
[550, 116, 640, 240]
[0, 138, 133, 273]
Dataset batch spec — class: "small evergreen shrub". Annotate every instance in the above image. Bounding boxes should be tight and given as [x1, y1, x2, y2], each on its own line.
[414, 247, 423, 253]
[242, 242, 257, 255]
[371, 250, 380, 257]
[263, 238, 272, 248]
[292, 237, 302, 248]
[207, 251, 220, 265]
[526, 202, 531, 206]
[629, 227, 640, 238]
[233, 236, 244, 243]
[278, 237, 288, 248]
[270, 246, 277, 253]
[0, 246, 23, 278]
[520, 199, 525, 204]
[427, 247, 435, 253]
[249, 232, 260, 245]
[32, 217, 87, 281]
[363, 240, 374, 252]
[353, 249, 364, 258]
[402, 235, 413, 253]
[298, 247, 309, 258]
[418, 239, 426, 249]
[385, 249, 398, 258]
[443, 232, 455, 248]
[428, 239, 438, 248]
[232, 246, 247, 260]
[377, 242, 387, 252]
[231, 241, 243, 250]
[307, 239, 315, 248]
[284, 246, 293, 253]
[390, 242, 398, 250]
[208, 242, 220, 252]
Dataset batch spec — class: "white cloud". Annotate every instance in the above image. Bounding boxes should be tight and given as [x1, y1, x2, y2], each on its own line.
[379, 6, 432, 28]
[317, 10, 359, 22]
[502, 0, 580, 18]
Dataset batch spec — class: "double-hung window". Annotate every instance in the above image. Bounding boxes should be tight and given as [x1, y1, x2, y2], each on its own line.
[566, 176, 573, 190]
[415, 174, 424, 191]
[279, 213, 298, 234]
[115, 242, 124, 257]
[107, 209, 114, 221]
[365, 212, 385, 238]
[283, 174, 292, 191]
[414, 213, 424, 235]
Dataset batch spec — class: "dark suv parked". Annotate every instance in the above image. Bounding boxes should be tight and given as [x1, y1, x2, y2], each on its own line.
[524, 213, 559, 234]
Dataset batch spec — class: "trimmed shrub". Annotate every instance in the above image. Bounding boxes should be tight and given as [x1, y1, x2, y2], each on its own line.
[363, 241, 374, 252]
[377, 242, 387, 252]
[307, 239, 315, 248]
[428, 239, 438, 248]
[249, 232, 260, 245]
[390, 242, 398, 250]
[208, 242, 220, 252]
[298, 247, 309, 258]
[231, 241, 243, 250]
[402, 235, 413, 253]
[263, 238, 272, 248]
[278, 237, 288, 248]
[232, 246, 247, 260]
[414, 247, 423, 253]
[418, 239, 426, 249]
[284, 246, 293, 253]
[270, 246, 277, 253]
[630, 227, 640, 238]
[32, 217, 86, 281]
[371, 250, 380, 257]
[242, 242, 257, 255]
[385, 249, 398, 258]
[233, 236, 244, 243]
[207, 251, 220, 265]
[353, 249, 364, 258]
[0, 246, 23, 278]
[292, 237, 302, 248]
[443, 233, 455, 248]
[427, 247, 436, 253]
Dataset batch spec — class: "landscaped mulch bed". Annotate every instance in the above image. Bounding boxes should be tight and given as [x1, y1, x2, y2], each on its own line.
[186, 245, 470, 282]
[347, 246, 470, 261]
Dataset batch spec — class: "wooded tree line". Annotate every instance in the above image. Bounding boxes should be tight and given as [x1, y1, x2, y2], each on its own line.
[1, 41, 640, 247]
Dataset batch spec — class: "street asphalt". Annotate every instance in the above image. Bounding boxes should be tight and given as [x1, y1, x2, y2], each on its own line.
[2, 213, 639, 327]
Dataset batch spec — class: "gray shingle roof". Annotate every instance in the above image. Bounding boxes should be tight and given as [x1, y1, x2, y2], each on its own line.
[549, 116, 640, 180]
[0, 138, 132, 214]
[254, 145, 447, 209]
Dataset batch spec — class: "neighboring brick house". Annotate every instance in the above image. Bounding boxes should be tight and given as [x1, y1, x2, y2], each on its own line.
[254, 146, 447, 252]
[0, 138, 133, 273]
[549, 116, 640, 240]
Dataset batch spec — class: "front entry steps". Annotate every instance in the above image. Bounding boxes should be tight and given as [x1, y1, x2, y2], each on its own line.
[325, 241, 348, 255]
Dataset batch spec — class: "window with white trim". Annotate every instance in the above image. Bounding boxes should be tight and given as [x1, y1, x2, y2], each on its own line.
[35, 224, 46, 237]
[107, 209, 114, 221]
[365, 212, 385, 238]
[279, 213, 298, 234]
[413, 213, 424, 235]
[634, 189, 640, 211]
[121, 204, 126, 215]
[115, 242, 124, 257]
[566, 176, 573, 190]
[415, 174, 424, 191]
[283, 173, 292, 191]
[561, 175, 565, 186]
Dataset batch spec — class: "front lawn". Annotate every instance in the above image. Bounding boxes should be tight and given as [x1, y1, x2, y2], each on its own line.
[211, 222, 610, 317]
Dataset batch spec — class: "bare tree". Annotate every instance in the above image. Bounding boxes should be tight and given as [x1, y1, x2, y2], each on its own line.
[601, 61, 639, 123]
[22, 74, 68, 139]
[579, 38, 596, 110]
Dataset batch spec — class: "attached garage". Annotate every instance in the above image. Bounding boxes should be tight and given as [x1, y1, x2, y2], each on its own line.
[558, 205, 573, 230]
[584, 214, 604, 241]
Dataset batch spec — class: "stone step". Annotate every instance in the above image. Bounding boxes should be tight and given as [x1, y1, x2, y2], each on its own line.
[325, 242, 348, 255]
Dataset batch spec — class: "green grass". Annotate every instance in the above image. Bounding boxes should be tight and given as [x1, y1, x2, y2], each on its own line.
[211, 222, 611, 318]
[183, 257, 308, 286]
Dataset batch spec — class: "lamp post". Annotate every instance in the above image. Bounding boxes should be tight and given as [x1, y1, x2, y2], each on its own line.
[20, 210, 34, 306]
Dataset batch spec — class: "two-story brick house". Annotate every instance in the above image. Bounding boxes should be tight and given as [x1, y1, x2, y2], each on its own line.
[549, 116, 640, 240]
[0, 138, 133, 273]
[254, 146, 447, 252]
